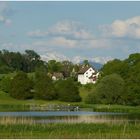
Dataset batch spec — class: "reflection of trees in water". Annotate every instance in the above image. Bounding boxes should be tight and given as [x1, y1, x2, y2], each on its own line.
[36, 115, 135, 124]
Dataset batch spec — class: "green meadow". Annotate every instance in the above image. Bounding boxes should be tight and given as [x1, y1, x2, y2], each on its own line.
[0, 122, 139, 139]
[0, 90, 140, 114]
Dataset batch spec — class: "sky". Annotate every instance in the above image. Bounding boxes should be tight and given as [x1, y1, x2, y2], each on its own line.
[0, 1, 140, 64]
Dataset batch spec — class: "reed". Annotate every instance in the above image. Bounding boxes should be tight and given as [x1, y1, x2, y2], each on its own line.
[0, 117, 139, 139]
[0, 116, 34, 125]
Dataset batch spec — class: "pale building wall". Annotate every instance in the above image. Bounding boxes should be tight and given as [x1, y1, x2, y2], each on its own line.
[78, 67, 98, 85]
[78, 74, 85, 84]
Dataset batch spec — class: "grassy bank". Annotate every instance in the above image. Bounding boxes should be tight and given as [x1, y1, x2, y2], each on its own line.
[0, 122, 139, 138]
[0, 90, 140, 113]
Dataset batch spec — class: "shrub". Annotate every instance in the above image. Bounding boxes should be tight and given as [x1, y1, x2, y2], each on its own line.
[55, 78, 81, 102]
[10, 71, 33, 99]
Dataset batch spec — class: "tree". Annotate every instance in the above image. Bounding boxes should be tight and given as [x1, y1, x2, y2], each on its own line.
[101, 59, 124, 77]
[34, 66, 57, 100]
[86, 74, 125, 104]
[125, 62, 140, 105]
[47, 60, 62, 73]
[0, 65, 13, 74]
[25, 50, 44, 72]
[55, 78, 81, 102]
[10, 72, 33, 99]
[25, 50, 40, 61]
[100, 53, 140, 105]
[0, 76, 12, 93]
[61, 61, 73, 77]
[83, 60, 90, 66]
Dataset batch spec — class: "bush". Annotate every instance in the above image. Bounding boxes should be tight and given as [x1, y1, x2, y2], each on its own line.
[0, 76, 12, 93]
[0, 65, 13, 74]
[55, 78, 81, 102]
[10, 71, 33, 99]
[34, 67, 57, 100]
[86, 74, 125, 104]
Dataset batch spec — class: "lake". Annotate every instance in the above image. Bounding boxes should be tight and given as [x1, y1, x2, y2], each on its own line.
[0, 111, 139, 124]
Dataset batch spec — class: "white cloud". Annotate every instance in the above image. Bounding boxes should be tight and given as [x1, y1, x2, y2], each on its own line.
[90, 56, 113, 64]
[72, 55, 113, 64]
[27, 20, 94, 40]
[41, 52, 69, 62]
[48, 20, 94, 40]
[32, 37, 77, 48]
[31, 37, 111, 49]
[100, 16, 140, 39]
[0, 2, 12, 26]
[0, 42, 113, 64]
[27, 29, 48, 38]
[27, 20, 112, 49]
[47, 37, 77, 48]
[41, 52, 113, 64]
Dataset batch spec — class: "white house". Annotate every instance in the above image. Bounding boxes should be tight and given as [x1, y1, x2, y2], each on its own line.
[78, 66, 99, 84]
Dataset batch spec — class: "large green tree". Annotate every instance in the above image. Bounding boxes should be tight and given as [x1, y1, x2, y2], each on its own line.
[47, 60, 62, 73]
[55, 78, 81, 102]
[0, 76, 12, 93]
[10, 71, 33, 99]
[34, 66, 57, 100]
[86, 74, 125, 104]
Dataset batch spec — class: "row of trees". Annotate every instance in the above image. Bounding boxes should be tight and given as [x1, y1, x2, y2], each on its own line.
[0, 50, 89, 79]
[0, 49, 139, 106]
[2, 68, 81, 102]
[86, 53, 140, 105]
[0, 50, 44, 73]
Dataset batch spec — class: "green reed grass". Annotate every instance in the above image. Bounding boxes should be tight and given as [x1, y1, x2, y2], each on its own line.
[0, 121, 139, 138]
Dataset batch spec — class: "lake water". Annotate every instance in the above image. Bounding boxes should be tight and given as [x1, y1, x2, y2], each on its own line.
[0, 111, 139, 124]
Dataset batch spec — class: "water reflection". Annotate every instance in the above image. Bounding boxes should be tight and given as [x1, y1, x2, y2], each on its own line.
[0, 111, 139, 124]
[35, 115, 140, 124]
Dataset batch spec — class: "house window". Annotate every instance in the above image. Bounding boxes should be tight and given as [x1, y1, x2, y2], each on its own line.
[86, 72, 88, 74]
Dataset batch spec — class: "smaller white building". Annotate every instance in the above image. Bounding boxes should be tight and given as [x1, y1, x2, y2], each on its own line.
[78, 66, 99, 84]
[52, 72, 64, 80]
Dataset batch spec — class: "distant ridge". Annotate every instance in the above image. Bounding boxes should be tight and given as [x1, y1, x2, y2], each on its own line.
[89, 61, 103, 70]
[80, 61, 103, 70]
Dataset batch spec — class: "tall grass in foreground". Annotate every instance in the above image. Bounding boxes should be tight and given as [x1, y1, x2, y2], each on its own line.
[0, 117, 34, 125]
[0, 117, 139, 139]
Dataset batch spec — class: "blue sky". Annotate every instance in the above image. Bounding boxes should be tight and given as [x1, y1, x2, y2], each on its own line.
[0, 1, 140, 64]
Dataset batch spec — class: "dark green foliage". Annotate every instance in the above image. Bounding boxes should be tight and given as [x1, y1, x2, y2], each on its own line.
[0, 50, 45, 73]
[83, 60, 90, 66]
[86, 74, 125, 104]
[85, 88, 99, 104]
[47, 60, 62, 73]
[55, 78, 81, 102]
[101, 53, 140, 105]
[34, 66, 57, 100]
[124, 62, 140, 105]
[9, 72, 33, 99]
[0, 76, 12, 93]
[101, 59, 123, 76]
[0, 65, 13, 74]
[61, 61, 73, 78]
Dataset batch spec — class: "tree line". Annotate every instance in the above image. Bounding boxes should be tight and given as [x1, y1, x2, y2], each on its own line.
[0, 49, 86, 102]
[0, 49, 84, 77]
[85, 53, 140, 106]
[0, 49, 140, 105]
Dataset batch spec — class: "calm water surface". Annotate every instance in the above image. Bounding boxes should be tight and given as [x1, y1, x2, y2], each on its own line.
[0, 111, 139, 124]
